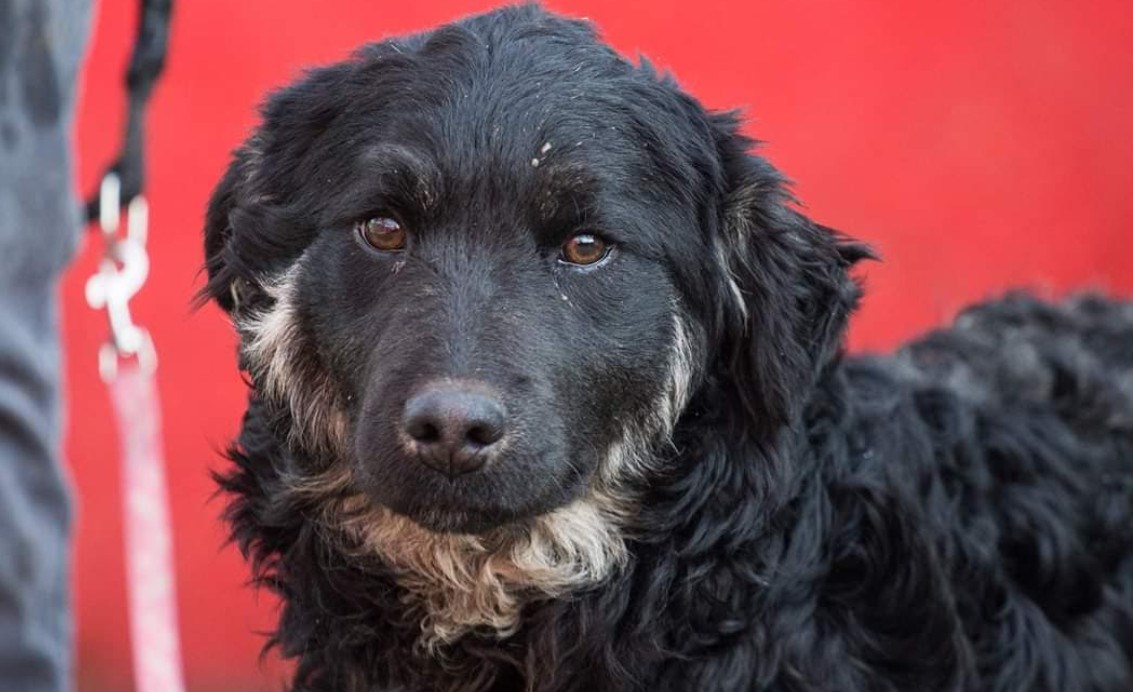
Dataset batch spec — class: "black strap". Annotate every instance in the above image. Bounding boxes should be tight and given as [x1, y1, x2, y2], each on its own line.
[84, 0, 174, 225]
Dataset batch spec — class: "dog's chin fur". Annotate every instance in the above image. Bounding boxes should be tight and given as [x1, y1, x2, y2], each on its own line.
[286, 464, 631, 647]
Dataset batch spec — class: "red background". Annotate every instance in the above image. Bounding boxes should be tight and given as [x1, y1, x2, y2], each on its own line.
[67, 0, 1133, 689]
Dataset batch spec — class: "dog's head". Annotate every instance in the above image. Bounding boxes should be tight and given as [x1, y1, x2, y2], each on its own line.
[203, 4, 868, 639]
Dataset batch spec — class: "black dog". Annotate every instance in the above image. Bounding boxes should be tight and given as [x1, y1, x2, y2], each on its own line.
[201, 5, 1133, 690]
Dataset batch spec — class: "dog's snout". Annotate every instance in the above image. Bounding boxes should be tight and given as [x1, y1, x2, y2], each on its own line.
[402, 383, 506, 476]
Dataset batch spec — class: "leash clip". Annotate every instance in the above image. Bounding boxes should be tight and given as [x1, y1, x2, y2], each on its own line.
[85, 173, 157, 381]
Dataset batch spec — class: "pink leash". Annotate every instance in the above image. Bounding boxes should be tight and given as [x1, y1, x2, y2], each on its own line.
[108, 361, 185, 692]
[87, 175, 187, 692]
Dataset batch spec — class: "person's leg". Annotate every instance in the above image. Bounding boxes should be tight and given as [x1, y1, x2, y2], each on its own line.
[0, 0, 93, 689]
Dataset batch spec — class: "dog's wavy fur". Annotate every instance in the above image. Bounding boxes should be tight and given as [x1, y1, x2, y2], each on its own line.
[202, 6, 1133, 691]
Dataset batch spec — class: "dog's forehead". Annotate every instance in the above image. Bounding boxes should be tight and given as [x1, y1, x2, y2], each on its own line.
[382, 75, 648, 183]
[287, 11, 717, 241]
[340, 17, 689, 182]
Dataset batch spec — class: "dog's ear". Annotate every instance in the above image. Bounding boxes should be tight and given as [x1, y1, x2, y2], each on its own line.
[201, 149, 255, 314]
[709, 112, 875, 434]
[199, 60, 361, 315]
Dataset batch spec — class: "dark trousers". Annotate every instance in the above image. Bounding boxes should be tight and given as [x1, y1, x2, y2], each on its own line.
[0, 0, 92, 689]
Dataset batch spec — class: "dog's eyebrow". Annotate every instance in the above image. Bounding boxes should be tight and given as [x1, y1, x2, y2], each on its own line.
[530, 161, 603, 227]
[332, 144, 441, 219]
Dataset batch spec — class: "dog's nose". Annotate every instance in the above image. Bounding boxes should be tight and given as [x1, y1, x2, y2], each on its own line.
[402, 383, 506, 476]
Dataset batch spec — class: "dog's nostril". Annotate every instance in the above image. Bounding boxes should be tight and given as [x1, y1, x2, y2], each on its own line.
[407, 419, 442, 444]
[466, 422, 502, 448]
[401, 383, 507, 476]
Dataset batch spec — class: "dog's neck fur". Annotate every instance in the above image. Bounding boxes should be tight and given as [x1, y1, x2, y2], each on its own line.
[274, 386, 767, 654]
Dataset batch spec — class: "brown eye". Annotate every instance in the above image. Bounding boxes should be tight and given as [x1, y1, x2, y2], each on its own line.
[560, 233, 609, 266]
[357, 216, 406, 252]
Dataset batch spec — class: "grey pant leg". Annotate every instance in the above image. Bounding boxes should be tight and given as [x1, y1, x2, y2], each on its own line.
[0, 0, 93, 690]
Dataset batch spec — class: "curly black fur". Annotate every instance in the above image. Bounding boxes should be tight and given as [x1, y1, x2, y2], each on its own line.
[203, 6, 1133, 691]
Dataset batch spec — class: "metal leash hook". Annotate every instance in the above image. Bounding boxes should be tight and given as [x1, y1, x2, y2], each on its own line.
[85, 173, 158, 381]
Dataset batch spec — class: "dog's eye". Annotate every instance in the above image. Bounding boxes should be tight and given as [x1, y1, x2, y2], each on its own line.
[559, 234, 610, 266]
[357, 216, 406, 252]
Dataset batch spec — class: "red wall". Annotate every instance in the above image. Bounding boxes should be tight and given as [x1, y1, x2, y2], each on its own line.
[67, 0, 1133, 688]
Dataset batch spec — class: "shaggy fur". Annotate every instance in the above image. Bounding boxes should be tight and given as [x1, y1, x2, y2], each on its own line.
[201, 5, 1133, 691]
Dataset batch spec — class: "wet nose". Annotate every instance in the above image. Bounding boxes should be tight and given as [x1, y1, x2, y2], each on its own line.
[402, 383, 507, 476]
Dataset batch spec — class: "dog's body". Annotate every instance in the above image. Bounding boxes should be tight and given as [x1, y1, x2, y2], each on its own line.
[202, 6, 1133, 691]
